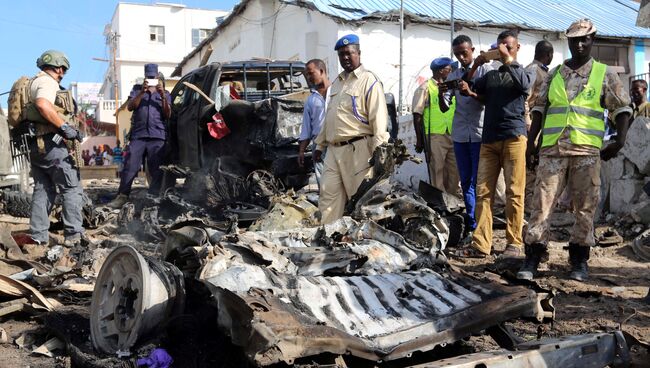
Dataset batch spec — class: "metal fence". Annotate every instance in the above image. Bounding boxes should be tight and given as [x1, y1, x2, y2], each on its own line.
[630, 72, 650, 85]
[9, 133, 31, 192]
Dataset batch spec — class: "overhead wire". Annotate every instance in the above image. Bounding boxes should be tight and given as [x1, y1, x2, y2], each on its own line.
[0, 17, 100, 37]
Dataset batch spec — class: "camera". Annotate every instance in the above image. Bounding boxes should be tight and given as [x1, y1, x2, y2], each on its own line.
[440, 79, 461, 90]
[145, 78, 159, 86]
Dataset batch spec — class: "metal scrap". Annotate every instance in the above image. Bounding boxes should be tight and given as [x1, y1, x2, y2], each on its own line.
[248, 194, 317, 231]
[632, 228, 650, 261]
[407, 331, 634, 368]
[199, 256, 545, 365]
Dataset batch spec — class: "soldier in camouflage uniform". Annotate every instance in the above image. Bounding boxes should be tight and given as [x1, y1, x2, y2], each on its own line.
[519, 20, 632, 281]
[25, 50, 84, 247]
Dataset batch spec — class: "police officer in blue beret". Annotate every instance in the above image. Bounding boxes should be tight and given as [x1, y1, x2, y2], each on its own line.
[313, 34, 389, 224]
[411, 56, 460, 195]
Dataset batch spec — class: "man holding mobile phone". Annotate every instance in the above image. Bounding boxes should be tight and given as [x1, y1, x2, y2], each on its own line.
[438, 35, 493, 245]
[457, 30, 535, 259]
[108, 63, 171, 208]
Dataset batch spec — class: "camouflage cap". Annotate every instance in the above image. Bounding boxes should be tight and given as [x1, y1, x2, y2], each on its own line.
[565, 19, 597, 38]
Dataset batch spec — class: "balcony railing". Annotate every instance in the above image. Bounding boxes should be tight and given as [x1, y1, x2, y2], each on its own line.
[95, 99, 122, 125]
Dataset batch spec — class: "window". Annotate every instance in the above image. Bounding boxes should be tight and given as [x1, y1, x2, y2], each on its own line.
[215, 66, 307, 102]
[149, 25, 165, 44]
[592, 41, 629, 73]
[192, 28, 211, 47]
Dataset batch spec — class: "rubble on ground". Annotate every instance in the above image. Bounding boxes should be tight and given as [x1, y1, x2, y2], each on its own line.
[621, 117, 650, 175]
[603, 117, 650, 216]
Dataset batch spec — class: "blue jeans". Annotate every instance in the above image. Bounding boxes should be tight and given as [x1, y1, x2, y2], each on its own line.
[453, 141, 482, 230]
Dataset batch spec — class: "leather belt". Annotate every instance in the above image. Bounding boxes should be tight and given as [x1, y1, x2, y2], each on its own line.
[331, 135, 369, 147]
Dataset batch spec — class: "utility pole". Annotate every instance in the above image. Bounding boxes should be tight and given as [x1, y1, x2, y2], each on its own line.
[398, 0, 404, 116]
[450, 0, 455, 58]
[106, 31, 120, 138]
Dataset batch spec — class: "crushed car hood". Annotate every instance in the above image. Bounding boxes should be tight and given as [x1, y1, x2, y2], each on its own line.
[197, 220, 548, 366]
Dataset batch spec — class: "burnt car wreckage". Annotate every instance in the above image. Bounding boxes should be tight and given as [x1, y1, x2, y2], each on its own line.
[87, 68, 642, 366]
[88, 154, 644, 367]
[3, 60, 639, 366]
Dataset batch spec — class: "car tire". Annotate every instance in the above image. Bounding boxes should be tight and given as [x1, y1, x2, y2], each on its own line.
[1, 190, 96, 226]
[2, 190, 32, 218]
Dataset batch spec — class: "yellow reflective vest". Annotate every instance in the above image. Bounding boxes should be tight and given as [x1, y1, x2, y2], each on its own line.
[422, 79, 455, 135]
[542, 61, 607, 149]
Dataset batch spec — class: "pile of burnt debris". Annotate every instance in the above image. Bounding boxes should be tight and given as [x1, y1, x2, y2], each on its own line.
[1, 141, 647, 367]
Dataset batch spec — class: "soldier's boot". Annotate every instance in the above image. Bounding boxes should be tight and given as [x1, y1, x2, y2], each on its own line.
[568, 243, 590, 282]
[516, 243, 548, 280]
[107, 194, 129, 209]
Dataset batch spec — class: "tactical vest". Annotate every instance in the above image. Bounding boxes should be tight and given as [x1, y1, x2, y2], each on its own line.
[542, 61, 607, 149]
[24, 75, 77, 136]
[422, 79, 455, 135]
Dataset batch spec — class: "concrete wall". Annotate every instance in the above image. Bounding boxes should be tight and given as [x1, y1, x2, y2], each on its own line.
[118, 61, 177, 99]
[337, 23, 573, 112]
[178, 0, 647, 110]
[180, 1, 340, 76]
[179, 0, 576, 110]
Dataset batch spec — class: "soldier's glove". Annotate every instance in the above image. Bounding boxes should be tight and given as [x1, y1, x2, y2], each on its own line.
[60, 123, 83, 142]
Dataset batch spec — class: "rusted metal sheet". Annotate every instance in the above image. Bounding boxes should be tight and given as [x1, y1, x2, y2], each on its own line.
[198, 233, 548, 366]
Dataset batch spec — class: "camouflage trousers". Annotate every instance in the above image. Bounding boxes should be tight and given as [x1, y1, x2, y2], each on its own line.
[525, 155, 600, 247]
[524, 168, 536, 215]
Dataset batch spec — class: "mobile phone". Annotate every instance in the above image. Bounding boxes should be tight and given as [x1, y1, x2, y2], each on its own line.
[481, 49, 502, 61]
[145, 78, 159, 86]
[440, 79, 461, 89]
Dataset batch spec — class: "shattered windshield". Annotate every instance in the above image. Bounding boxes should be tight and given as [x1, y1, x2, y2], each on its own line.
[210, 65, 308, 102]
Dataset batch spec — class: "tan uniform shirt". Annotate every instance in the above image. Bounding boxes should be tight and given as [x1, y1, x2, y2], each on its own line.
[30, 71, 59, 104]
[315, 65, 389, 152]
[532, 58, 632, 156]
[524, 60, 548, 128]
[411, 79, 430, 115]
[632, 101, 650, 119]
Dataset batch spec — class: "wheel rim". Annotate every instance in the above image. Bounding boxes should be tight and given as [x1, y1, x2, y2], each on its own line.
[90, 246, 149, 354]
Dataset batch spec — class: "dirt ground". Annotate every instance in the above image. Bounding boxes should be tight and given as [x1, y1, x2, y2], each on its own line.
[1, 181, 649, 367]
[448, 225, 650, 367]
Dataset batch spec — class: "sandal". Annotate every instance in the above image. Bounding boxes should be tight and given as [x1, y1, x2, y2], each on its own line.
[453, 243, 489, 258]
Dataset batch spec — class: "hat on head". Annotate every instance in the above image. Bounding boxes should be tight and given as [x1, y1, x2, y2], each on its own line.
[430, 57, 453, 71]
[334, 34, 359, 51]
[565, 19, 597, 38]
[144, 63, 159, 78]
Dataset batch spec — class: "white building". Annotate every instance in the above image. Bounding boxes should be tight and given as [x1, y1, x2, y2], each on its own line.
[70, 82, 102, 109]
[174, 0, 650, 111]
[172, 0, 650, 188]
[96, 2, 228, 128]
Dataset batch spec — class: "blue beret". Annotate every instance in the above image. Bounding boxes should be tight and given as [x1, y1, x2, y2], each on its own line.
[430, 57, 453, 70]
[144, 63, 159, 78]
[335, 34, 359, 51]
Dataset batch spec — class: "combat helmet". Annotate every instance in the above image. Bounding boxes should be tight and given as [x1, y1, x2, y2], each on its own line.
[36, 50, 70, 70]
